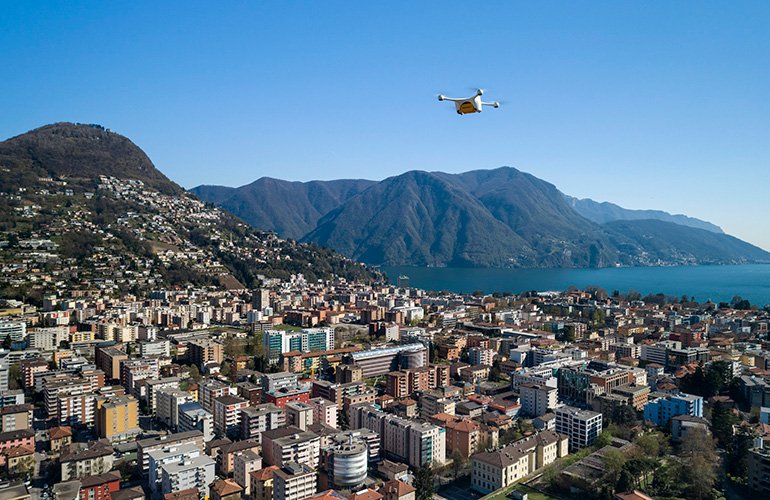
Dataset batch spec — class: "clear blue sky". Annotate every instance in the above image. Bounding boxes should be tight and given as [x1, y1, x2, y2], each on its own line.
[2, 2, 770, 249]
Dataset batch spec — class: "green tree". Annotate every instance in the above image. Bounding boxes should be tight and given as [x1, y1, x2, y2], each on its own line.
[414, 464, 435, 500]
[188, 364, 201, 382]
[7, 364, 20, 391]
[602, 447, 627, 486]
[710, 400, 738, 447]
[678, 427, 717, 500]
[594, 430, 613, 449]
[1, 335, 11, 350]
[726, 430, 753, 480]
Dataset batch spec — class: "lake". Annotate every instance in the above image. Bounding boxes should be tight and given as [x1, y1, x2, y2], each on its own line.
[381, 264, 770, 306]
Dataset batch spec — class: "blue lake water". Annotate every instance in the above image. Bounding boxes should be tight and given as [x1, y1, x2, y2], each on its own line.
[381, 264, 770, 306]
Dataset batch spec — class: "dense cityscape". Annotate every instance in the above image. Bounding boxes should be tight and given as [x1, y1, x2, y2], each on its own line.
[0, 272, 767, 500]
[4, 4, 770, 500]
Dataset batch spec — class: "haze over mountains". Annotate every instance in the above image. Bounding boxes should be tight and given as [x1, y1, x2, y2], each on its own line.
[193, 168, 770, 268]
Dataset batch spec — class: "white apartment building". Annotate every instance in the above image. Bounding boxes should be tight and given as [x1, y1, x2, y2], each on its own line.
[555, 405, 603, 451]
[156, 388, 194, 429]
[233, 449, 262, 496]
[519, 383, 558, 418]
[160, 454, 215, 497]
[147, 442, 202, 494]
[468, 347, 496, 367]
[272, 462, 317, 500]
[178, 402, 214, 442]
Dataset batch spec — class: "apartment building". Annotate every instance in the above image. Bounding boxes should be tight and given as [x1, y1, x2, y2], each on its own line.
[213, 395, 250, 439]
[95, 346, 128, 381]
[147, 442, 204, 495]
[240, 404, 286, 442]
[519, 383, 558, 418]
[262, 426, 321, 468]
[199, 379, 232, 412]
[285, 402, 314, 431]
[643, 392, 703, 427]
[96, 394, 140, 442]
[468, 347, 495, 367]
[145, 377, 181, 415]
[178, 402, 214, 442]
[272, 462, 317, 500]
[555, 406, 603, 451]
[189, 339, 224, 370]
[306, 397, 337, 429]
[137, 430, 205, 474]
[156, 388, 195, 429]
[160, 454, 216, 498]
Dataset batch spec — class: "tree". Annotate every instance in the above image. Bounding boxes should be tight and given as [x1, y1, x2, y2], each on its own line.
[611, 405, 638, 427]
[726, 430, 753, 480]
[188, 364, 201, 382]
[710, 400, 738, 447]
[414, 464, 435, 500]
[1, 335, 10, 350]
[678, 427, 717, 500]
[594, 430, 613, 449]
[602, 447, 627, 486]
[7, 364, 20, 391]
[451, 449, 467, 479]
[634, 432, 668, 458]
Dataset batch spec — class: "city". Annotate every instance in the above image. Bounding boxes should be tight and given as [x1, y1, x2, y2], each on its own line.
[0, 277, 767, 499]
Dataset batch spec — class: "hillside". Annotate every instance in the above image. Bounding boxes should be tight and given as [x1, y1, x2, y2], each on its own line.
[0, 123, 380, 302]
[565, 195, 724, 233]
[194, 166, 770, 268]
[305, 171, 533, 267]
[193, 177, 375, 240]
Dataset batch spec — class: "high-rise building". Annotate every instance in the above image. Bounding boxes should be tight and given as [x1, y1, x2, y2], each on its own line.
[213, 395, 250, 439]
[241, 404, 286, 442]
[306, 397, 337, 429]
[147, 442, 203, 495]
[285, 402, 314, 431]
[262, 426, 321, 469]
[96, 395, 140, 443]
[189, 340, 224, 370]
[156, 388, 195, 430]
[555, 406, 602, 451]
[272, 462, 317, 500]
[178, 402, 214, 442]
[262, 329, 335, 362]
[519, 383, 558, 418]
[160, 454, 216, 497]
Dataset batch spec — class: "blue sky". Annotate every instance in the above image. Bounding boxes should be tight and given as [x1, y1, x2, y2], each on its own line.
[2, 2, 770, 248]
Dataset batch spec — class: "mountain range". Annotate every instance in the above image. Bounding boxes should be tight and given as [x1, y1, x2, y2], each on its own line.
[193, 168, 770, 268]
[0, 123, 379, 301]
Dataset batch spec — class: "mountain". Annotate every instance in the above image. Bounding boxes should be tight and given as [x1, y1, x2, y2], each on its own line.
[304, 170, 534, 267]
[0, 123, 380, 302]
[194, 166, 770, 268]
[603, 219, 768, 264]
[0, 122, 183, 196]
[192, 178, 375, 240]
[565, 195, 724, 233]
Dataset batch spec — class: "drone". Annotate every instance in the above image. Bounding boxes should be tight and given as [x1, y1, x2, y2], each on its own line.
[438, 88, 500, 115]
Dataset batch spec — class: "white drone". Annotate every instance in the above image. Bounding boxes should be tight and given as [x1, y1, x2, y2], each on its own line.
[437, 88, 500, 115]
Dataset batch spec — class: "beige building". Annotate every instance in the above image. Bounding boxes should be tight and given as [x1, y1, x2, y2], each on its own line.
[189, 339, 224, 369]
[273, 462, 317, 500]
[471, 430, 568, 494]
